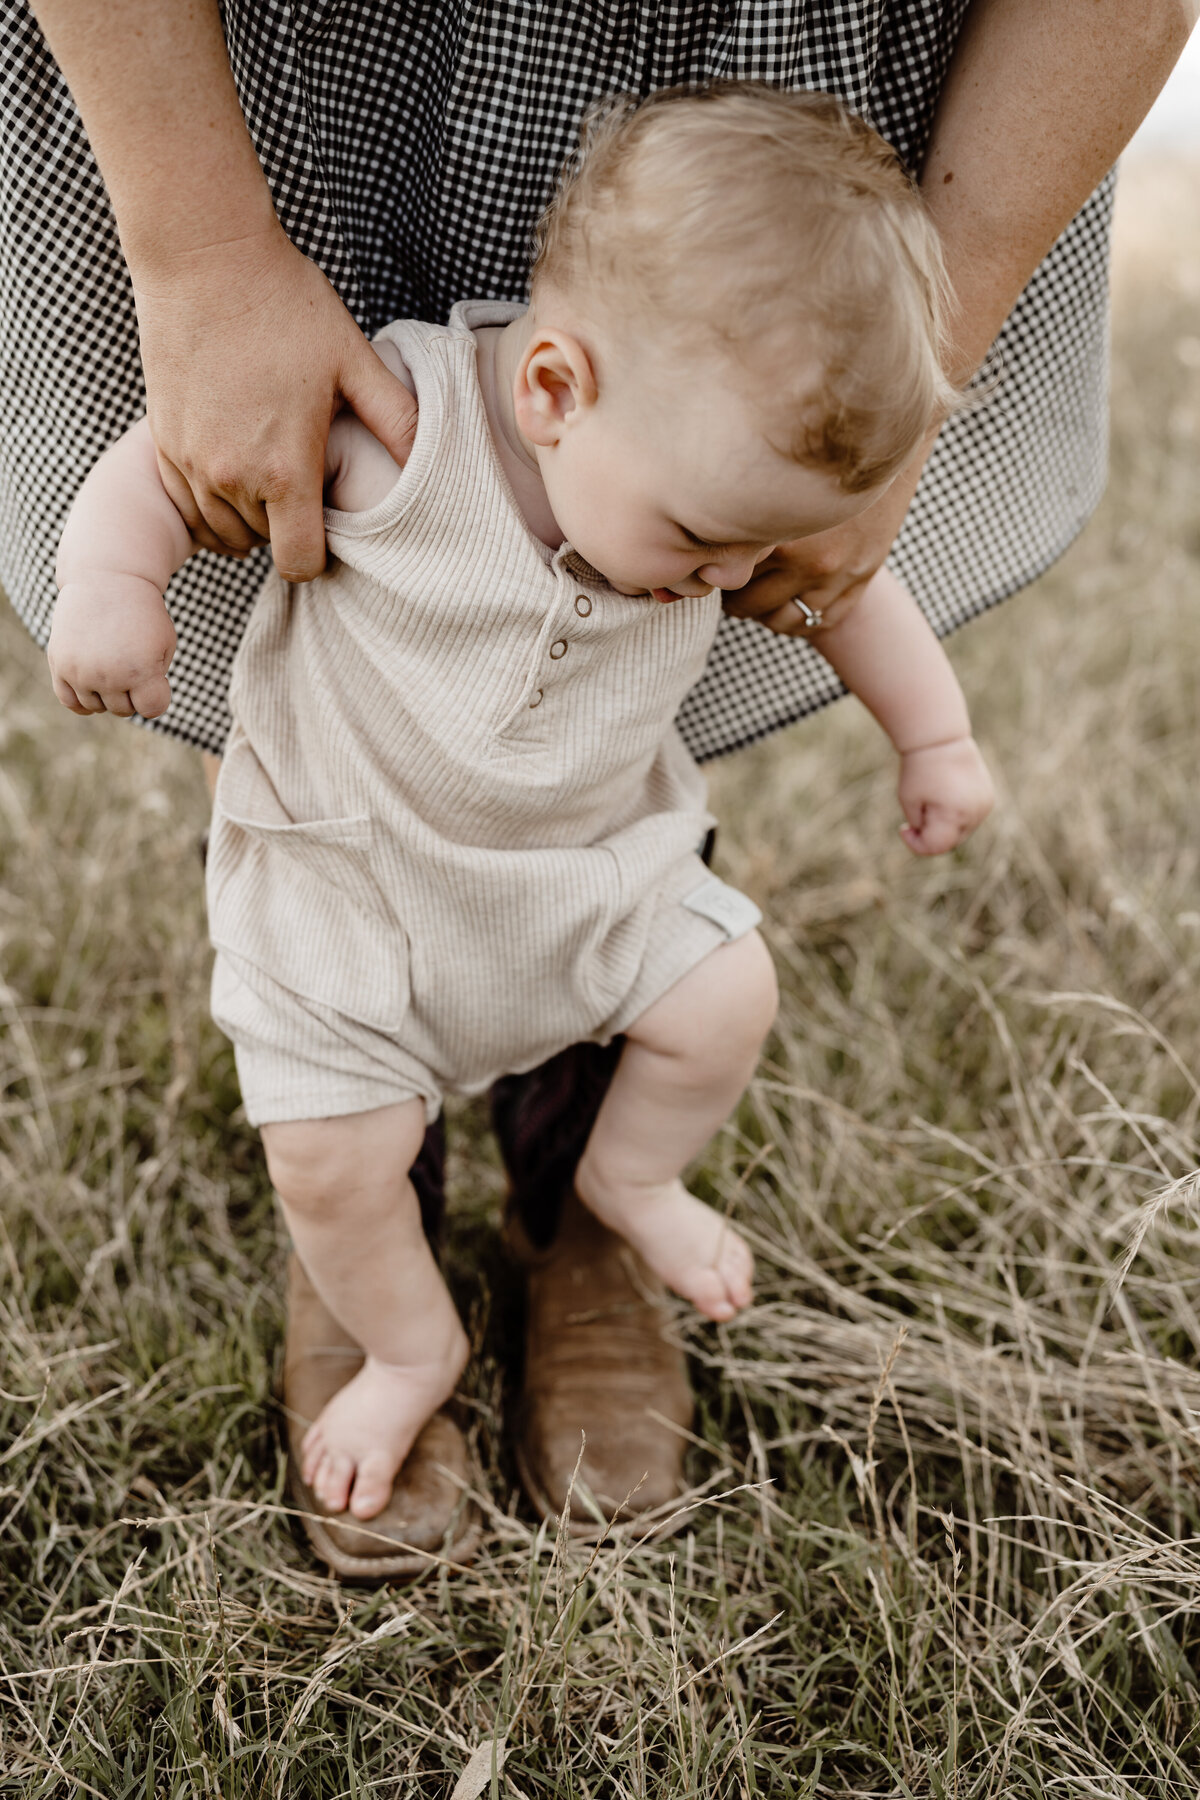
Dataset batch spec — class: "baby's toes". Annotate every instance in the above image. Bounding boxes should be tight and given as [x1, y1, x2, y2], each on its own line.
[717, 1233, 755, 1311]
[686, 1265, 741, 1322]
[300, 1421, 326, 1488]
[348, 1450, 398, 1521]
[314, 1449, 355, 1515]
[684, 1232, 754, 1321]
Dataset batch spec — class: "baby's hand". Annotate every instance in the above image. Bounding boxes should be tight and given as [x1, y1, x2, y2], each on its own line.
[897, 736, 994, 856]
[47, 576, 177, 720]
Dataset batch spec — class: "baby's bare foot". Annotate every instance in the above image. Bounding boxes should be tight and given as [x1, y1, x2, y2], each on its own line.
[300, 1329, 469, 1521]
[576, 1172, 754, 1322]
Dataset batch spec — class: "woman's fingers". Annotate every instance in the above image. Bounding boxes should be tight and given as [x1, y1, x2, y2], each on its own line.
[722, 548, 868, 637]
[51, 675, 89, 716]
[98, 688, 137, 718]
[155, 453, 217, 547]
[128, 673, 173, 719]
[50, 677, 168, 720]
[186, 486, 267, 557]
[136, 231, 349, 570]
[722, 450, 931, 637]
[264, 478, 332, 584]
[156, 451, 268, 555]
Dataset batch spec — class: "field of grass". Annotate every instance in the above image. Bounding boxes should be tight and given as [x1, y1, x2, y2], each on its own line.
[2, 161, 1200, 1796]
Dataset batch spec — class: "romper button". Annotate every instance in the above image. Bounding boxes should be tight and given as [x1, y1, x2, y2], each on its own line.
[529, 688, 544, 708]
[549, 639, 568, 659]
[574, 594, 592, 617]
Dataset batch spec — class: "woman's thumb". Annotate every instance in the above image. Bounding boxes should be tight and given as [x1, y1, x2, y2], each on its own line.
[341, 342, 419, 468]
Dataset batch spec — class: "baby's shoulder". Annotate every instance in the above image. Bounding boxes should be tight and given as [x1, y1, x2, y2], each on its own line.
[324, 337, 416, 514]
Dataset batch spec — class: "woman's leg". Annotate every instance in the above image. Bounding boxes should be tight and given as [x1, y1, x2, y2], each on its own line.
[489, 1040, 623, 1247]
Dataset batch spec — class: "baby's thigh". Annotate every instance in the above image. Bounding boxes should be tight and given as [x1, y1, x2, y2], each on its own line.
[624, 929, 778, 1064]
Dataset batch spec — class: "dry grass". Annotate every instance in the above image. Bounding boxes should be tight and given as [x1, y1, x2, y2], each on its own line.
[2, 159, 1200, 1795]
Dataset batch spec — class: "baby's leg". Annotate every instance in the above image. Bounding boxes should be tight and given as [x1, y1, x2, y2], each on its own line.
[262, 1100, 470, 1521]
[575, 930, 777, 1321]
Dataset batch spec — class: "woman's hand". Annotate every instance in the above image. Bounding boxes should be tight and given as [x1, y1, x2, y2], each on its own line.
[134, 224, 419, 580]
[30, 3, 419, 582]
[720, 442, 929, 639]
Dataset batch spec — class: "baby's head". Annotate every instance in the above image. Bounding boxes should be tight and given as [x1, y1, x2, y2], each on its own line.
[511, 83, 959, 598]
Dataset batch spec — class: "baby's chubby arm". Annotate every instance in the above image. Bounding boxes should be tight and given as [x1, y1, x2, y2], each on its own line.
[49, 419, 192, 718]
[48, 340, 413, 719]
[807, 567, 994, 856]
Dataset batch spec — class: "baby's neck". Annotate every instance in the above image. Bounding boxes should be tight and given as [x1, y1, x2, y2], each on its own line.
[473, 318, 564, 551]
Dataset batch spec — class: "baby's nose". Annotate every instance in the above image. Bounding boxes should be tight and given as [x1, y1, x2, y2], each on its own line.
[700, 550, 759, 591]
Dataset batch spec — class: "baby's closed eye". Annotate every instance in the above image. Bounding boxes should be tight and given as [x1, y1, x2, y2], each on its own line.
[676, 524, 728, 554]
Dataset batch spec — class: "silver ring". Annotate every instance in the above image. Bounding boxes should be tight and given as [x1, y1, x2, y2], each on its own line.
[790, 597, 824, 629]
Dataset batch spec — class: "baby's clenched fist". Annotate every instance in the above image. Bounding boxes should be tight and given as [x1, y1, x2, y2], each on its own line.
[897, 735, 994, 857]
[48, 576, 176, 720]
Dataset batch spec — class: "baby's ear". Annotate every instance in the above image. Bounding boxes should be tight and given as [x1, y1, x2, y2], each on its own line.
[513, 330, 597, 446]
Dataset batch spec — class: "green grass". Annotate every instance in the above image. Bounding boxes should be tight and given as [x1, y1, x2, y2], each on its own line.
[3, 166, 1200, 1794]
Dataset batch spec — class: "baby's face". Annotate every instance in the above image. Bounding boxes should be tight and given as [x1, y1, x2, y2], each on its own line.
[535, 353, 884, 600]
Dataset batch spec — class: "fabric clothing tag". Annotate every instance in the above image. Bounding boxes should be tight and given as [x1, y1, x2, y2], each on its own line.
[681, 876, 762, 942]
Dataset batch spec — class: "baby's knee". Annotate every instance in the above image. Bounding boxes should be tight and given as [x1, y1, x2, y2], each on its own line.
[261, 1101, 426, 1219]
[262, 1121, 330, 1216]
[734, 929, 779, 1036]
[262, 1118, 360, 1218]
[714, 929, 778, 1053]
[657, 930, 777, 1075]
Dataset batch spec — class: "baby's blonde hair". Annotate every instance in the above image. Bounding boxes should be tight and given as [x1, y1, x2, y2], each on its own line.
[532, 83, 962, 493]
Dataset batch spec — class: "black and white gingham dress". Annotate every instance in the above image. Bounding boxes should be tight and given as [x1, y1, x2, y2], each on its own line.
[0, 2, 1111, 762]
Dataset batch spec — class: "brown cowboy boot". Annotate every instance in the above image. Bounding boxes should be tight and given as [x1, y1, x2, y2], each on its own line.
[492, 1041, 696, 1531]
[282, 1254, 480, 1579]
[508, 1191, 694, 1534]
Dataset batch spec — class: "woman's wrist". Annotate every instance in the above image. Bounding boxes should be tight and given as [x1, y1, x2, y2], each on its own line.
[121, 188, 282, 289]
[126, 211, 292, 303]
[32, 0, 280, 287]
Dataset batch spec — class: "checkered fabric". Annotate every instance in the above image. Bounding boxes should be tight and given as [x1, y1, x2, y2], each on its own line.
[0, 1, 1112, 761]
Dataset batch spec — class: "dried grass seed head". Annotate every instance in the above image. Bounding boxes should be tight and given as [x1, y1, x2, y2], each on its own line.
[532, 83, 964, 493]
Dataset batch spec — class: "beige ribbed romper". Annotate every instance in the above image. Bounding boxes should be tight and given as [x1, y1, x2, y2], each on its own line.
[207, 301, 761, 1126]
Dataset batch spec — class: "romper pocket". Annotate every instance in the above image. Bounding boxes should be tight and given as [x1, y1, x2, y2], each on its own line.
[206, 737, 409, 1032]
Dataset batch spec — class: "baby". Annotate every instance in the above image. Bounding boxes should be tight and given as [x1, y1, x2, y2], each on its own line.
[48, 85, 993, 1526]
